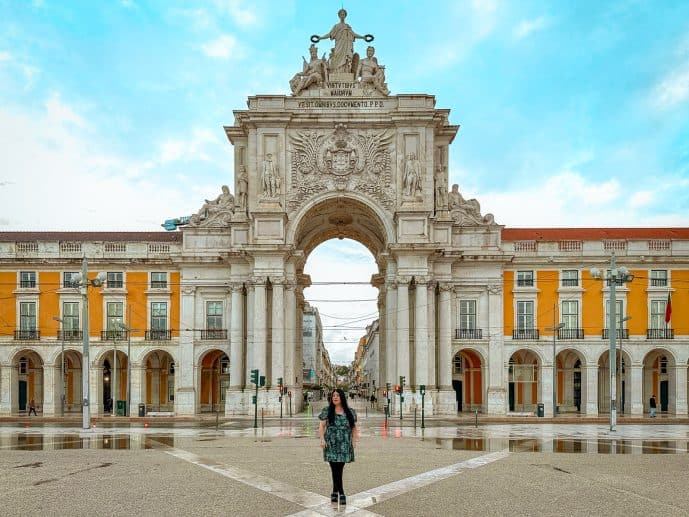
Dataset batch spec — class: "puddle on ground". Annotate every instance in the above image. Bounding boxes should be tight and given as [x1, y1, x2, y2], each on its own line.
[435, 438, 689, 454]
[0, 434, 178, 450]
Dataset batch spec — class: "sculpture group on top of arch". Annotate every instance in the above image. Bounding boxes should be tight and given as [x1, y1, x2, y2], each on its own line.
[289, 9, 390, 97]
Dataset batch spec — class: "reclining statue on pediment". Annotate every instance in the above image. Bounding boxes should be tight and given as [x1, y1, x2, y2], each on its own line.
[290, 44, 327, 96]
[189, 185, 235, 227]
[448, 183, 495, 226]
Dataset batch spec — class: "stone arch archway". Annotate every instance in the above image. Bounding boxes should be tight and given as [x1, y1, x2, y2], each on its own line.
[142, 350, 175, 412]
[451, 348, 485, 412]
[508, 349, 541, 413]
[642, 348, 677, 414]
[11, 349, 44, 414]
[198, 349, 229, 413]
[555, 348, 587, 414]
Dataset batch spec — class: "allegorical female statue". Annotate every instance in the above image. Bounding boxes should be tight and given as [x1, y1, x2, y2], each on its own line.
[311, 9, 373, 74]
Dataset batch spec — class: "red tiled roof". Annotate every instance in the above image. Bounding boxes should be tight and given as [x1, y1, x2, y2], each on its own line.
[502, 228, 689, 240]
[0, 232, 183, 242]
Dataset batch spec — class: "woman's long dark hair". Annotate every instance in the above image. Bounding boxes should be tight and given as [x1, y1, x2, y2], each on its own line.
[327, 388, 356, 428]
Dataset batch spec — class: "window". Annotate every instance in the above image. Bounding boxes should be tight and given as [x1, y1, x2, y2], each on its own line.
[453, 355, 462, 374]
[650, 270, 668, 287]
[19, 357, 28, 375]
[206, 301, 223, 329]
[650, 300, 667, 329]
[605, 300, 624, 328]
[151, 272, 167, 289]
[151, 302, 168, 330]
[221, 357, 230, 374]
[516, 301, 534, 330]
[660, 356, 668, 374]
[169, 362, 175, 375]
[20, 271, 36, 288]
[63, 272, 80, 288]
[561, 270, 579, 287]
[106, 302, 124, 330]
[561, 301, 579, 329]
[20, 302, 36, 330]
[516, 271, 534, 287]
[63, 302, 80, 331]
[459, 300, 476, 330]
[107, 272, 124, 288]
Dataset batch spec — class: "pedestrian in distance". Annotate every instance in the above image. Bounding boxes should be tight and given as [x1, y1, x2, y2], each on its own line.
[370, 394, 376, 408]
[649, 394, 657, 418]
[319, 388, 359, 506]
[28, 398, 37, 416]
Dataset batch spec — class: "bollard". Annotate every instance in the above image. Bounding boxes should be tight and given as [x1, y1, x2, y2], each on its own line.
[475, 408, 478, 428]
[261, 408, 264, 429]
[365, 406, 368, 418]
[216, 410, 219, 431]
[414, 407, 417, 428]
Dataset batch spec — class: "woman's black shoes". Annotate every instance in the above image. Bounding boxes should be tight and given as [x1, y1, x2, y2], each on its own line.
[339, 494, 347, 505]
[331, 493, 338, 503]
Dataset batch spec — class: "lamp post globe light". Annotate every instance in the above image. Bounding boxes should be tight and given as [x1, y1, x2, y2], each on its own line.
[71, 258, 106, 430]
[52, 316, 65, 417]
[590, 252, 634, 431]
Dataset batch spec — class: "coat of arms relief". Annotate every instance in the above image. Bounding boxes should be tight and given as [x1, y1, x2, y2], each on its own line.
[287, 123, 395, 212]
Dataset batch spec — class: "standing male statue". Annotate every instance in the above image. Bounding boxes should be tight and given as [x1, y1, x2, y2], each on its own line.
[262, 153, 279, 198]
[403, 153, 422, 197]
[311, 9, 373, 74]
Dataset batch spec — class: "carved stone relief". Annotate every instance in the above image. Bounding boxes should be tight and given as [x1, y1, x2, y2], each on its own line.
[189, 185, 235, 228]
[448, 183, 496, 227]
[287, 124, 395, 212]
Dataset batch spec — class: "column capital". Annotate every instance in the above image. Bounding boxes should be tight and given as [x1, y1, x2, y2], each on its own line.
[438, 282, 453, 293]
[270, 277, 286, 287]
[284, 279, 297, 292]
[181, 285, 196, 296]
[397, 275, 411, 285]
[229, 283, 244, 294]
[487, 284, 502, 295]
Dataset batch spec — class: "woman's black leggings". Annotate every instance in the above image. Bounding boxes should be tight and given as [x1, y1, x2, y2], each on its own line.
[329, 461, 346, 494]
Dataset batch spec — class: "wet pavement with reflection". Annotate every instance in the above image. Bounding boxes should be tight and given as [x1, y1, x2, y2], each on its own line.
[2, 420, 689, 453]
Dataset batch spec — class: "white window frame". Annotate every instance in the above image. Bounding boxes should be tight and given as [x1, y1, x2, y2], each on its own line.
[516, 270, 534, 288]
[649, 269, 668, 288]
[206, 301, 224, 330]
[63, 271, 80, 289]
[605, 299, 624, 329]
[649, 299, 667, 330]
[151, 301, 168, 331]
[561, 300, 579, 329]
[516, 300, 534, 330]
[106, 301, 125, 331]
[150, 272, 168, 289]
[62, 301, 80, 331]
[561, 270, 579, 287]
[106, 271, 125, 289]
[459, 300, 477, 330]
[19, 271, 37, 289]
[19, 301, 37, 331]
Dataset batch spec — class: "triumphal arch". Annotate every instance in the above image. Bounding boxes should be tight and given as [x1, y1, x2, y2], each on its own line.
[177, 10, 507, 415]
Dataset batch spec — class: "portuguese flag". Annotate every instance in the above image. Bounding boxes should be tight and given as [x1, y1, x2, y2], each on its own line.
[665, 293, 672, 324]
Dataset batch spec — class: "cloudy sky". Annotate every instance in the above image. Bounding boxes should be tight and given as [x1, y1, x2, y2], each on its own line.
[1, 0, 688, 363]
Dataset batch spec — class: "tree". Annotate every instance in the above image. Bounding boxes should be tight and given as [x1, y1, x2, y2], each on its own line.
[334, 365, 350, 377]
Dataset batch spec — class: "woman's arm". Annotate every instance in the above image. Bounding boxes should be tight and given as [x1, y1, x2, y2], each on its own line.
[319, 420, 327, 448]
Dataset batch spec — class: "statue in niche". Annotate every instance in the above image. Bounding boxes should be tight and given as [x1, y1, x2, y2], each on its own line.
[289, 44, 327, 96]
[402, 152, 422, 197]
[311, 9, 373, 74]
[190, 185, 234, 226]
[237, 165, 248, 209]
[448, 183, 495, 226]
[434, 163, 448, 209]
[261, 153, 280, 198]
[357, 46, 389, 96]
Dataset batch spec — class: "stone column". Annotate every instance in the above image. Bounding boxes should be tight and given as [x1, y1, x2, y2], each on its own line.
[284, 281, 297, 389]
[583, 365, 598, 416]
[486, 284, 506, 414]
[42, 366, 57, 416]
[542, 365, 554, 417]
[672, 366, 688, 415]
[0, 364, 18, 415]
[427, 282, 436, 387]
[438, 283, 452, 389]
[271, 279, 285, 385]
[245, 282, 255, 384]
[385, 281, 397, 386]
[396, 277, 410, 384]
[630, 364, 644, 415]
[176, 285, 197, 415]
[229, 284, 244, 389]
[130, 364, 144, 409]
[91, 366, 103, 415]
[253, 278, 267, 375]
[414, 280, 428, 386]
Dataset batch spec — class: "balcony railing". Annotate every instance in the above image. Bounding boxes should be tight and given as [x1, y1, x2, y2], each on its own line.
[146, 329, 172, 340]
[558, 328, 584, 340]
[650, 278, 667, 287]
[512, 328, 539, 340]
[201, 329, 228, 340]
[647, 328, 674, 340]
[101, 330, 129, 341]
[455, 328, 483, 339]
[602, 328, 629, 339]
[561, 279, 579, 287]
[58, 329, 83, 341]
[14, 330, 39, 340]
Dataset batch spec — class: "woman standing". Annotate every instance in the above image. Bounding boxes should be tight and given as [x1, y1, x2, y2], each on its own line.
[319, 389, 358, 505]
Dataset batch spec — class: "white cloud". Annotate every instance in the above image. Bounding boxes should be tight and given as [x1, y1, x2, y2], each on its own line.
[629, 190, 654, 208]
[513, 16, 549, 40]
[214, 0, 258, 28]
[0, 51, 12, 62]
[158, 128, 220, 164]
[201, 34, 242, 60]
[44, 93, 87, 128]
[651, 62, 689, 110]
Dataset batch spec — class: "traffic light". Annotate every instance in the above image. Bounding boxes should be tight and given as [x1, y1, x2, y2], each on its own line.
[399, 376, 405, 392]
[278, 377, 283, 388]
[259, 375, 266, 387]
[250, 369, 259, 385]
[394, 385, 401, 394]
[382, 390, 388, 397]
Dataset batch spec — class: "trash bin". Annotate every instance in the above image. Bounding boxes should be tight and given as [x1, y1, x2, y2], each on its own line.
[116, 400, 126, 416]
[537, 403, 545, 417]
[138, 403, 146, 417]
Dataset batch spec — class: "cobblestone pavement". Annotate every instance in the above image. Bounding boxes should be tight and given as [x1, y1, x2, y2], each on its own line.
[2, 411, 689, 516]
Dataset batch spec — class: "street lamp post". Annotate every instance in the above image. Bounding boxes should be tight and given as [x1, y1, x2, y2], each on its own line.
[73, 258, 106, 430]
[591, 252, 633, 432]
[546, 319, 566, 418]
[53, 316, 65, 417]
